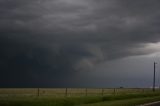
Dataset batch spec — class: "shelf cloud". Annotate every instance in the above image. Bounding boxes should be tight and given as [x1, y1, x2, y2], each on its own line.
[0, 0, 160, 87]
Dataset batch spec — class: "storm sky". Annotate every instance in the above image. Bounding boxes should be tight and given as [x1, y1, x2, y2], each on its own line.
[1, 0, 160, 88]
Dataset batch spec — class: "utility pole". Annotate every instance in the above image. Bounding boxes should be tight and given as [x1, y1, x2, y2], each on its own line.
[153, 62, 157, 92]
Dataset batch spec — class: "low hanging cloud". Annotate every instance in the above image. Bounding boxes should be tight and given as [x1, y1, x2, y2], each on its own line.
[0, 0, 160, 87]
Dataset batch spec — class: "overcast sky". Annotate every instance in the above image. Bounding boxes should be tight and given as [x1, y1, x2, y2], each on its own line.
[1, 0, 160, 88]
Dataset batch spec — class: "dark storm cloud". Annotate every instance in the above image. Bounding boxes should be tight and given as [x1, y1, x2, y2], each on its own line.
[1, 0, 160, 87]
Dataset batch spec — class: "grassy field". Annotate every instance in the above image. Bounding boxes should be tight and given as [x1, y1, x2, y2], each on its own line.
[0, 88, 159, 106]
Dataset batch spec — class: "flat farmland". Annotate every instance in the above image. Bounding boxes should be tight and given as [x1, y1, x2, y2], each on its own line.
[0, 88, 160, 106]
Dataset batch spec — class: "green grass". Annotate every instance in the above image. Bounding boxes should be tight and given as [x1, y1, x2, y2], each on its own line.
[0, 92, 160, 106]
[77, 96, 160, 106]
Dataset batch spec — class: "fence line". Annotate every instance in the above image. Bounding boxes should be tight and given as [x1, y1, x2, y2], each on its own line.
[65, 88, 68, 97]
[0, 88, 158, 97]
